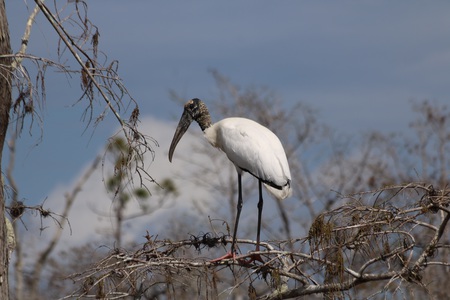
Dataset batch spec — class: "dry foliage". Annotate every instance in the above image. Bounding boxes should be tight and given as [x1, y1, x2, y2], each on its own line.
[3, 2, 157, 299]
[62, 183, 450, 299]
[6, 1, 156, 184]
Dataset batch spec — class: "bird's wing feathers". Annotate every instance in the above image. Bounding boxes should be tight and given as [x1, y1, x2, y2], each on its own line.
[210, 118, 291, 197]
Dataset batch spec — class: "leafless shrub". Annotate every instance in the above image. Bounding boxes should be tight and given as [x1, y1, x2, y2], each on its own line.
[62, 183, 450, 299]
[5, 1, 156, 187]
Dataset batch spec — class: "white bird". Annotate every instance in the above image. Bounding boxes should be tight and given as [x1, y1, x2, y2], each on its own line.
[169, 98, 291, 263]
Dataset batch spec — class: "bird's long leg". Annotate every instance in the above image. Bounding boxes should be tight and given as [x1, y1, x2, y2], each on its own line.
[248, 180, 264, 263]
[210, 173, 243, 263]
[256, 180, 263, 251]
[231, 172, 244, 256]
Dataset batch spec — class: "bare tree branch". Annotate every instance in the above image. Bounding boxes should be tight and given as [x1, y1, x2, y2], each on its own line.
[61, 183, 450, 299]
[28, 155, 101, 296]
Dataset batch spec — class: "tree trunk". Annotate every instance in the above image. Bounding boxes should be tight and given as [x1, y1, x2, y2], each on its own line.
[0, 0, 12, 298]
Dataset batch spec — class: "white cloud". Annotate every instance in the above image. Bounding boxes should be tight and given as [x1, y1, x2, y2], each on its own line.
[20, 116, 217, 253]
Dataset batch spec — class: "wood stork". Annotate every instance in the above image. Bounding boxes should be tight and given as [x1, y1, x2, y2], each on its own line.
[168, 98, 291, 262]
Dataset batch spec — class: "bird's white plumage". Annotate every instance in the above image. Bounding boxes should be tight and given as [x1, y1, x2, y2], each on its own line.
[169, 99, 292, 261]
[204, 117, 291, 200]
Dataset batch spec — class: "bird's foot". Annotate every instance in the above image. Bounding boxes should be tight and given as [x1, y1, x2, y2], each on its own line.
[237, 252, 264, 265]
[210, 251, 264, 265]
[210, 251, 236, 263]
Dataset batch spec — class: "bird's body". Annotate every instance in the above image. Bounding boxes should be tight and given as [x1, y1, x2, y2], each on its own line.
[169, 98, 291, 263]
[204, 117, 291, 200]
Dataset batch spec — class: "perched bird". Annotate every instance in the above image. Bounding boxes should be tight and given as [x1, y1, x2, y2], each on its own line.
[169, 98, 291, 262]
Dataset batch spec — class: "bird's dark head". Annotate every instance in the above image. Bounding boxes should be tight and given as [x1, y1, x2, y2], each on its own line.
[184, 98, 208, 122]
[169, 98, 212, 162]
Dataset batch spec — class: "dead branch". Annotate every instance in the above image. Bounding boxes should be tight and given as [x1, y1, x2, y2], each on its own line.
[62, 183, 450, 299]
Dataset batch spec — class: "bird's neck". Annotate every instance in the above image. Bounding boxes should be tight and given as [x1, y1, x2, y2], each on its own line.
[196, 113, 212, 132]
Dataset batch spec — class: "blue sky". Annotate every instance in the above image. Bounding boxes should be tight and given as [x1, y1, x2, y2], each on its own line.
[5, 1, 450, 209]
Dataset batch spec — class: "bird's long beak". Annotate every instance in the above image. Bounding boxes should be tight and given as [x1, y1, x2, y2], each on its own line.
[168, 110, 193, 162]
